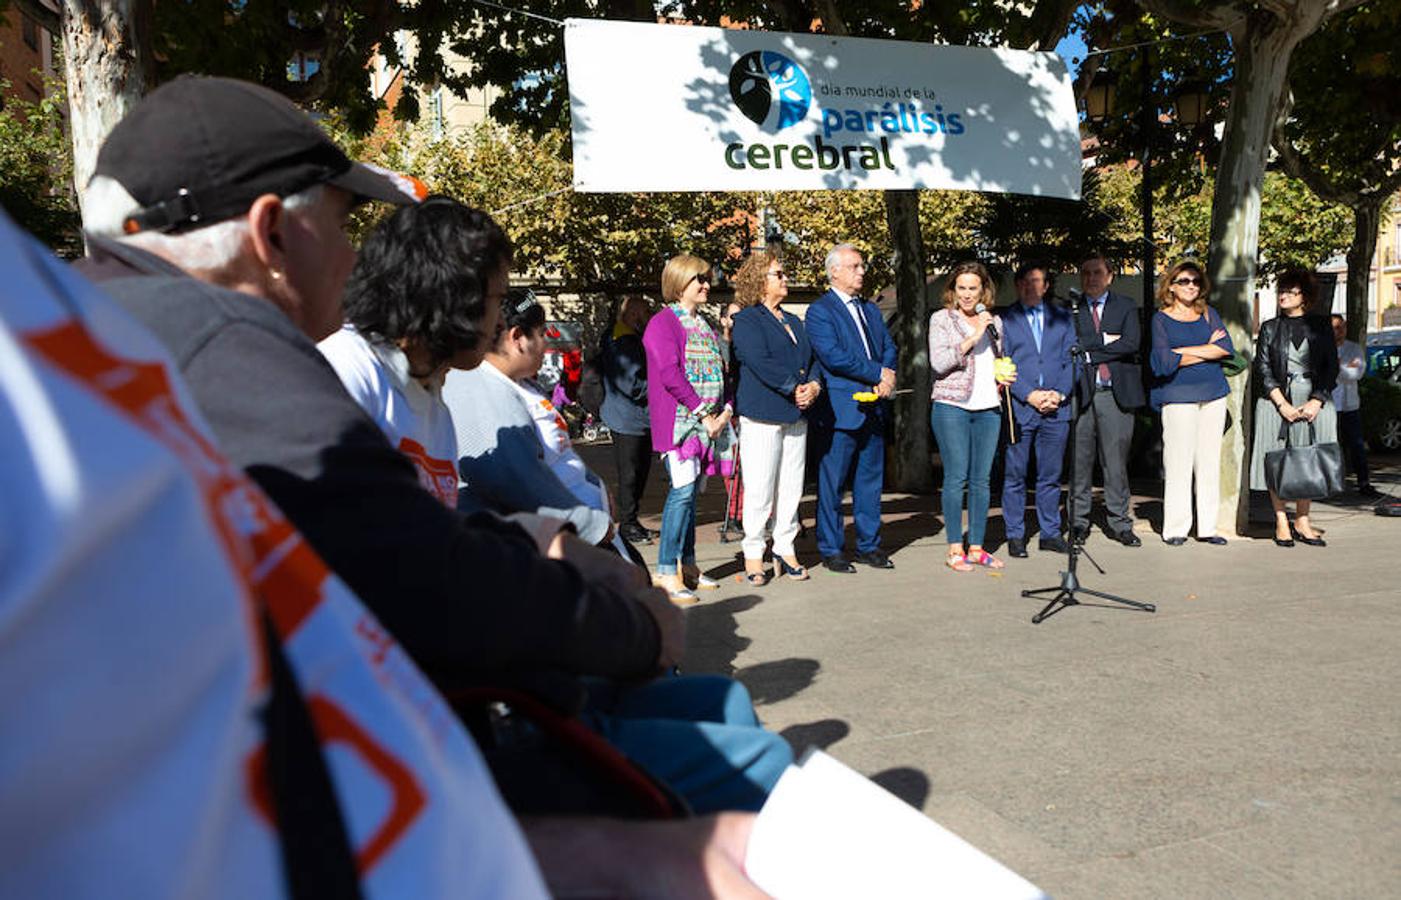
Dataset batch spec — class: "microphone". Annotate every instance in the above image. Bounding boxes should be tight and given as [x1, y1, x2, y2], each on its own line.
[974, 303, 999, 342]
[1066, 288, 1084, 312]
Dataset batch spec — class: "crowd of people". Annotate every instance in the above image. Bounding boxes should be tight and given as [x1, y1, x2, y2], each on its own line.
[600, 250, 1367, 580]
[1, 72, 1380, 897]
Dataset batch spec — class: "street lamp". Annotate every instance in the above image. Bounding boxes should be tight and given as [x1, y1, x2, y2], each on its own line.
[1084, 67, 1117, 122]
[1173, 81, 1209, 128]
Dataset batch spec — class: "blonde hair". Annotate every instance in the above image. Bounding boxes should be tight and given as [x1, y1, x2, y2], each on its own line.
[1156, 260, 1210, 314]
[732, 251, 779, 309]
[941, 261, 994, 310]
[661, 254, 710, 303]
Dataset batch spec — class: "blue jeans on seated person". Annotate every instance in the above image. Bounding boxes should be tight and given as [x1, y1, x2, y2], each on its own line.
[582, 674, 793, 813]
[931, 403, 1002, 547]
[656, 467, 698, 575]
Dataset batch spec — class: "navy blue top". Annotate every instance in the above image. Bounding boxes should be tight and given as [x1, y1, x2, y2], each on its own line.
[1149, 310, 1234, 409]
[731, 304, 816, 424]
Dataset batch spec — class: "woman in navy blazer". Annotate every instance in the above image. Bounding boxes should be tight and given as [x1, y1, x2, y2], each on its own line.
[730, 251, 822, 585]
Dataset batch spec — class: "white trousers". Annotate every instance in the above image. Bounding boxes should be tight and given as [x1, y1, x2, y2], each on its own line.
[738, 417, 808, 560]
[1160, 396, 1227, 540]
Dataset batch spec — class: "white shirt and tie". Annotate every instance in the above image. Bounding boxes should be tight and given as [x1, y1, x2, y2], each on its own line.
[1085, 292, 1113, 388]
[832, 288, 874, 359]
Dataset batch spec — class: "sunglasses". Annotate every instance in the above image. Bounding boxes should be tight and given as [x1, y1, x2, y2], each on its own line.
[1172, 276, 1203, 287]
[687, 272, 712, 288]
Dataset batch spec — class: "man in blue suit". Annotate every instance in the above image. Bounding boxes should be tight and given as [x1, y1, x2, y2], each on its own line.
[806, 243, 899, 574]
[1000, 262, 1075, 558]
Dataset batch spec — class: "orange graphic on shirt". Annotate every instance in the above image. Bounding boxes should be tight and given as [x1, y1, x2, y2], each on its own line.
[397, 437, 457, 508]
[538, 398, 570, 451]
[25, 320, 424, 876]
[245, 696, 426, 874]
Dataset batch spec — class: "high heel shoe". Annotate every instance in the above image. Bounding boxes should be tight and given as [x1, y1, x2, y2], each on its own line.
[1272, 530, 1295, 547]
[1290, 527, 1326, 547]
[776, 557, 809, 581]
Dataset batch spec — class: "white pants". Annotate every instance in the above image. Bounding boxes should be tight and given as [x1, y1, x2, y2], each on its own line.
[738, 417, 808, 560]
[1161, 396, 1227, 540]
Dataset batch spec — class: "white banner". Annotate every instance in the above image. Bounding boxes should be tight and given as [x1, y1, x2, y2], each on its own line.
[565, 19, 1082, 199]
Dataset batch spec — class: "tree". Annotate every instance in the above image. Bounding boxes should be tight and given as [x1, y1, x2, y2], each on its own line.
[1130, 0, 1367, 533]
[0, 76, 81, 255]
[1272, 2, 1401, 343]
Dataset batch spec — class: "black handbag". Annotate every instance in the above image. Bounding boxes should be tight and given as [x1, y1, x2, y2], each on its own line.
[1263, 419, 1344, 501]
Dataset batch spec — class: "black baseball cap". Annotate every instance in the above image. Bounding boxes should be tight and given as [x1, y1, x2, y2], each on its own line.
[94, 75, 427, 235]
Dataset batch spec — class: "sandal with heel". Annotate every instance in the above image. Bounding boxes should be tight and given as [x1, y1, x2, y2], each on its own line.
[776, 557, 809, 581]
[945, 551, 974, 572]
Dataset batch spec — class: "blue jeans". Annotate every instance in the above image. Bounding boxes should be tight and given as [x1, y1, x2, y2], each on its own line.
[930, 403, 1002, 546]
[583, 675, 794, 813]
[656, 464, 698, 574]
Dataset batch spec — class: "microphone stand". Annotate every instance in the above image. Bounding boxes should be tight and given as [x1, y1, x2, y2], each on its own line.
[1022, 289, 1155, 624]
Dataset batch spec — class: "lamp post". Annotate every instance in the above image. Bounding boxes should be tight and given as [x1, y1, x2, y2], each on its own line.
[1083, 58, 1209, 335]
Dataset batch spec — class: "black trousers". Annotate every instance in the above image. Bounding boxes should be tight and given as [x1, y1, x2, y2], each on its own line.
[1338, 409, 1371, 488]
[612, 430, 653, 528]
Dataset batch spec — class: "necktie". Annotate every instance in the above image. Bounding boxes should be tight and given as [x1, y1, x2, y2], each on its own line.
[1029, 307, 1042, 350]
[1089, 300, 1112, 385]
[850, 299, 874, 359]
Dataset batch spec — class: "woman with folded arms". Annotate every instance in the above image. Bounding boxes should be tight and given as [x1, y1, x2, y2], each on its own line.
[1249, 269, 1339, 547]
[642, 254, 737, 603]
[730, 250, 821, 585]
[1149, 260, 1234, 546]
[927, 261, 1015, 571]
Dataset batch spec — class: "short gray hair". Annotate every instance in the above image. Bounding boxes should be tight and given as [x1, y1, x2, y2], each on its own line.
[84, 175, 324, 274]
[824, 243, 861, 279]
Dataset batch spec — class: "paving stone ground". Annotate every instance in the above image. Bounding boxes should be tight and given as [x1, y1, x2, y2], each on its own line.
[582, 443, 1401, 898]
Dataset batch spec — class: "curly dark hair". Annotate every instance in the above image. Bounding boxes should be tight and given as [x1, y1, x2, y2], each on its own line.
[342, 195, 512, 369]
[732, 250, 779, 309]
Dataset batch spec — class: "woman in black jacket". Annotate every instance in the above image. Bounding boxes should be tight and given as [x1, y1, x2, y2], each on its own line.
[1249, 269, 1339, 547]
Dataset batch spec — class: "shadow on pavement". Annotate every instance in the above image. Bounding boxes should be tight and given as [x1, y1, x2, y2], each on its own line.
[734, 658, 821, 707]
[869, 766, 932, 810]
[779, 718, 850, 754]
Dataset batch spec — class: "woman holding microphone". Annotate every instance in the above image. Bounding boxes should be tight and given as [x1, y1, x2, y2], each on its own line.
[730, 250, 821, 585]
[928, 262, 1016, 571]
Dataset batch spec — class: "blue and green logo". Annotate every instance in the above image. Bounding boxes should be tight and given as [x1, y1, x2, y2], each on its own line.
[728, 51, 812, 132]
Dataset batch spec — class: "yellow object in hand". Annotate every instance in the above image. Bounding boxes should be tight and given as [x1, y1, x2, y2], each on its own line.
[993, 357, 1017, 380]
[852, 391, 879, 403]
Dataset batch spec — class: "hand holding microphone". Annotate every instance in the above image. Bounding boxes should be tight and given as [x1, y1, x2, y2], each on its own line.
[973, 303, 999, 342]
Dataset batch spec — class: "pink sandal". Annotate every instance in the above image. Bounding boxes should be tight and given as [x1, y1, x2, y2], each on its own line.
[945, 551, 974, 572]
[966, 548, 1004, 569]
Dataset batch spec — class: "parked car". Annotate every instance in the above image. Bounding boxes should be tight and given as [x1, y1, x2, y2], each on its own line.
[537, 320, 584, 398]
[1363, 329, 1401, 452]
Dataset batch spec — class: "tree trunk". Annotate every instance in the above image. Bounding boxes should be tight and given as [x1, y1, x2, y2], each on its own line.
[884, 188, 933, 492]
[1346, 200, 1380, 345]
[62, 0, 152, 215]
[1204, 15, 1307, 536]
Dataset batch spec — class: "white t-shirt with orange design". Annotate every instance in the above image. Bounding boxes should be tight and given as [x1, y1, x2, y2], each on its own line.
[319, 325, 459, 507]
[0, 228, 546, 899]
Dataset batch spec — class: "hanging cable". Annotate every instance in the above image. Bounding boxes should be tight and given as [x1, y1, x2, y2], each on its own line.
[1074, 21, 1242, 62]
[492, 187, 573, 215]
[466, 0, 565, 27]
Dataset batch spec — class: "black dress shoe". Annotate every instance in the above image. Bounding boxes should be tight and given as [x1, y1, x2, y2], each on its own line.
[1197, 536, 1228, 545]
[822, 556, 856, 574]
[1111, 529, 1142, 547]
[1038, 536, 1069, 554]
[852, 550, 895, 569]
[620, 524, 653, 545]
[1069, 524, 1091, 542]
[1358, 484, 1381, 498]
[1291, 527, 1326, 547]
[1007, 539, 1028, 558]
[1164, 536, 1186, 546]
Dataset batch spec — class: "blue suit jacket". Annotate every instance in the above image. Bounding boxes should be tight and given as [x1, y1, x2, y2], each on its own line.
[1000, 301, 1075, 424]
[731, 305, 816, 424]
[806, 289, 898, 431]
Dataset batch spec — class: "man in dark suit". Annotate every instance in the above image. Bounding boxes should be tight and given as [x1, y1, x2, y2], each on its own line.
[1070, 254, 1144, 546]
[1001, 262, 1075, 558]
[806, 243, 899, 573]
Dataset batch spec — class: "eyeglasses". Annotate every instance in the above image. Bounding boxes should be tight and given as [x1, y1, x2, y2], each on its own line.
[1172, 276, 1203, 287]
[766, 270, 788, 280]
[687, 272, 712, 288]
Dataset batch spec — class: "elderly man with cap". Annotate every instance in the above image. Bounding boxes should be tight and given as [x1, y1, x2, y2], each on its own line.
[75, 76, 790, 818]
